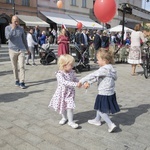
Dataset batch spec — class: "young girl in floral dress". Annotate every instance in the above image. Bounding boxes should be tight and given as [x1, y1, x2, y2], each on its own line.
[48, 54, 81, 129]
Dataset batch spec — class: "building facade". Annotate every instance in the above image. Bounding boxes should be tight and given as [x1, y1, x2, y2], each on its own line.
[0, 0, 150, 44]
[37, 0, 100, 31]
[92, 0, 150, 28]
[0, 0, 37, 43]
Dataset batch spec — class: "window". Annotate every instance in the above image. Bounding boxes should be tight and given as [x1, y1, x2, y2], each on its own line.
[71, 0, 76, 6]
[22, 0, 30, 6]
[53, 0, 59, 3]
[82, 0, 86, 8]
[6, 0, 14, 3]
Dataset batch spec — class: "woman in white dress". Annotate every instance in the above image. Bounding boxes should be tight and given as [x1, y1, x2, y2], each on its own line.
[128, 24, 145, 76]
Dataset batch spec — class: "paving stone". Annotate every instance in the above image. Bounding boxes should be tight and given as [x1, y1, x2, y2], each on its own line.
[27, 124, 47, 136]
[2, 134, 24, 147]
[0, 127, 10, 138]
[12, 119, 31, 129]
[0, 144, 16, 150]
[37, 141, 62, 150]
[0, 139, 7, 148]
[0, 119, 13, 129]
[20, 132, 44, 146]
[16, 142, 40, 150]
[41, 132, 87, 150]
[8, 126, 27, 137]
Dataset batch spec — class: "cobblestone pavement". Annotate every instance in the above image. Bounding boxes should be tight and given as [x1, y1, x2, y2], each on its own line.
[0, 59, 150, 150]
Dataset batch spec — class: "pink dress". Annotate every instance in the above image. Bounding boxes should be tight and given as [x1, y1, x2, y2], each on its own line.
[48, 70, 79, 114]
[57, 35, 69, 57]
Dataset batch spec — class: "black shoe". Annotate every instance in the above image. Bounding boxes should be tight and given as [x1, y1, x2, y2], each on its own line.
[26, 63, 31, 65]
[20, 82, 26, 89]
[15, 80, 20, 86]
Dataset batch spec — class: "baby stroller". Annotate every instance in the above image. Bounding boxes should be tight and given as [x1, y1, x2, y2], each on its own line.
[39, 43, 57, 65]
[70, 44, 90, 73]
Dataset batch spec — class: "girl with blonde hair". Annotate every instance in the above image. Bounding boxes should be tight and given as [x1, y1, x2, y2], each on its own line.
[48, 54, 81, 129]
[80, 49, 120, 133]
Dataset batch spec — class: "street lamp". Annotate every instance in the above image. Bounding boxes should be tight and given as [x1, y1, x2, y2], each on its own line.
[120, 3, 132, 45]
[12, 0, 15, 15]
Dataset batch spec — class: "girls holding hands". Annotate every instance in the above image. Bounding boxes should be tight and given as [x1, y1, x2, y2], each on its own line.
[49, 50, 120, 132]
[79, 49, 120, 133]
[48, 54, 81, 129]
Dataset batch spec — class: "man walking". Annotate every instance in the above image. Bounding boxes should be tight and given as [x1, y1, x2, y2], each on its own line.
[80, 28, 89, 53]
[5, 15, 29, 89]
[93, 29, 101, 63]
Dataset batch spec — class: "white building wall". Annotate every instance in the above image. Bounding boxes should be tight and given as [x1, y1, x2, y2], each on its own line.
[64, 0, 93, 15]
[37, 0, 93, 16]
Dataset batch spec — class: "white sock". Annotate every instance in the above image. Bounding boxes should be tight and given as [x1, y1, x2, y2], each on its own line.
[98, 111, 113, 127]
[61, 110, 67, 120]
[67, 109, 74, 123]
[95, 110, 101, 121]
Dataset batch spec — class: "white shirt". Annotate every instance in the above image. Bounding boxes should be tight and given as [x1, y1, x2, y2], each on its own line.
[131, 31, 145, 47]
[27, 33, 37, 48]
[80, 64, 117, 96]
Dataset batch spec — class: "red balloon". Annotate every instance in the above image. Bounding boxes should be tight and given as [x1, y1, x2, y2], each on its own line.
[77, 22, 83, 29]
[94, 0, 116, 23]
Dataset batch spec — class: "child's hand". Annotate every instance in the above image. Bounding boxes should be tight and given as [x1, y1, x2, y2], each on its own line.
[77, 82, 82, 88]
[83, 82, 89, 89]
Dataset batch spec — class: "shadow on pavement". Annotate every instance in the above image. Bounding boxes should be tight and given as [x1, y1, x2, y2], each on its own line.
[112, 104, 150, 126]
[0, 70, 13, 76]
[0, 90, 43, 103]
[74, 104, 150, 127]
[74, 110, 96, 124]
[26, 78, 56, 87]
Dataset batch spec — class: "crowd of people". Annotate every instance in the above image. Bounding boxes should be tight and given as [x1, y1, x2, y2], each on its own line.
[5, 15, 149, 133]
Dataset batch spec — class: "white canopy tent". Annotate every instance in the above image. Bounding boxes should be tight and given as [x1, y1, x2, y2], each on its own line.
[109, 25, 134, 32]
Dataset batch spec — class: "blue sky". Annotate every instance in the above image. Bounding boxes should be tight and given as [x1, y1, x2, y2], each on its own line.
[142, 0, 150, 11]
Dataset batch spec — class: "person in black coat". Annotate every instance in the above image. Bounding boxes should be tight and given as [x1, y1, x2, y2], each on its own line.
[80, 28, 89, 53]
[93, 29, 102, 63]
[75, 29, 81, 46]
[101, 30, 109, 50]
[33, 25, 40, 54]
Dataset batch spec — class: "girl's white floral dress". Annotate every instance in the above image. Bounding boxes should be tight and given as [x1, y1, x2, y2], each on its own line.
[48, 70, 78, 114]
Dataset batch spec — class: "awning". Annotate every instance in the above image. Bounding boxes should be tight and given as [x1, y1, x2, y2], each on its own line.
[41, 11, 77, 28]
[69, 14, 103, 29]
[17, 15, 50, 27]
